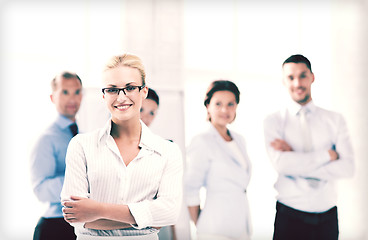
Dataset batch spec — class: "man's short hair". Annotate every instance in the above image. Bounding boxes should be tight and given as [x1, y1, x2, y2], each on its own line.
[283, 54, 312, 73]
[51, 71, 82, 91]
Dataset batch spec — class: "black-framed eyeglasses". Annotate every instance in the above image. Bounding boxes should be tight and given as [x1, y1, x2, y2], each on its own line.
[102, 85, 145, 96]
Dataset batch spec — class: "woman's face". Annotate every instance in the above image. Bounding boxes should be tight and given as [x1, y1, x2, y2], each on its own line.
[140, 98, 158, 127]
[102, 66, 148, 123]
[207, 90, 238, 127]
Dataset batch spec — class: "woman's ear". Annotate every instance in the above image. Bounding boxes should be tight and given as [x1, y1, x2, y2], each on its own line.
[142, 86, 148, 99]
[206, 111, 211, 122]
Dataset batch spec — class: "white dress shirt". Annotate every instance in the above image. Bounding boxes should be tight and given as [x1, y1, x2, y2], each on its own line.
[185, 123, 252, 239]
[264, 100, 354, 213]
[61, 119, 183, 238]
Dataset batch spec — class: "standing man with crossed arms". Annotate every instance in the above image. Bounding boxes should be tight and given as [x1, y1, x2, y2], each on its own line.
[30, 71, 83, 240]
[263, 54, 354, 240]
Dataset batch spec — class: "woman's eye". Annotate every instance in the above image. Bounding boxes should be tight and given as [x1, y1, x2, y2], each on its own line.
[125, 86, 137, 92]
[107, 89, 118, 93]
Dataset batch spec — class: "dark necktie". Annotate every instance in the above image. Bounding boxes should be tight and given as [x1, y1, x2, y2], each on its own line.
[69, 123, 79, 137]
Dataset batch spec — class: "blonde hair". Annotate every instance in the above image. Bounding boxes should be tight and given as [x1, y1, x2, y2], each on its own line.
[104, 53, 146, 86]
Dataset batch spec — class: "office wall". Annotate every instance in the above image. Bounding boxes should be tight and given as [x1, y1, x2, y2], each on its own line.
[330, 1, 368, 239]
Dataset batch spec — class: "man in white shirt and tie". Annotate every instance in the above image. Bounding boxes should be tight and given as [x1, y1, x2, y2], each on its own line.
[263, 54, 354, 240]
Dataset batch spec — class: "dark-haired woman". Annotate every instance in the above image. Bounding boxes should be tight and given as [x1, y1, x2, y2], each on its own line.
[185, 80, 252, 240]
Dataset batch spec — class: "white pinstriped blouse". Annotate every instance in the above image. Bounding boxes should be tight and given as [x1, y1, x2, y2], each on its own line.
[61, 119, 183, 238]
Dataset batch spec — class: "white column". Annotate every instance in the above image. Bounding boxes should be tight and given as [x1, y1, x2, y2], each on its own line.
[331, 0, 368, 239]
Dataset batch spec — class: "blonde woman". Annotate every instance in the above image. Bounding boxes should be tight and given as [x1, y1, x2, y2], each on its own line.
[185, 80, 252, 240]
[61, 53, 183, 240]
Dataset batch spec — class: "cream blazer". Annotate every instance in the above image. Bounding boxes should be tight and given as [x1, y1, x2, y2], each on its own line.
[185, 123, 252, 239]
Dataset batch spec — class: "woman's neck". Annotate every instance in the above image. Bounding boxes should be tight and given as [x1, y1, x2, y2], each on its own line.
[212, 123, 232, 142]
[111, 119, 141, 140]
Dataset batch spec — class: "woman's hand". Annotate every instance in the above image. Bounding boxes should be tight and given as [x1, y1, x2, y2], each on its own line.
[62, 196, 103, 223]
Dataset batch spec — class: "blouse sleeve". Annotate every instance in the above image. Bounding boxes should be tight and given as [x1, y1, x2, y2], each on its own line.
[184, 135, 211, 206]
[60, 136, 89, 228]
[128, 142, 184, 229]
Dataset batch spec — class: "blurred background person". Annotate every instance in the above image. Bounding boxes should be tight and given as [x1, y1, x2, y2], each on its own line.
[263, 54, 354, 240]
[140, 88, 160, 127]
[185, 80, 252, 240]
[30, 71, 83, 240]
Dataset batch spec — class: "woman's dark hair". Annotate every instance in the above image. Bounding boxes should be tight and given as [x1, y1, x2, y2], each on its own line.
[147, 88, 159, 106]
[204, 80, 240, 107]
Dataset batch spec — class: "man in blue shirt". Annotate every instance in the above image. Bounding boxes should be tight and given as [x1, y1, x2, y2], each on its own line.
[30, 71, 83, 240]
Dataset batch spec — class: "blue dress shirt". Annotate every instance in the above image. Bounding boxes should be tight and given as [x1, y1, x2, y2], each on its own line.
[30, 114, 76, 218]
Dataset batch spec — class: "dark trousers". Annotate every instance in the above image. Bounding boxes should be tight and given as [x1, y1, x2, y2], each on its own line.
[33, 217, 76, 240]
[273, 202, 338, 240]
